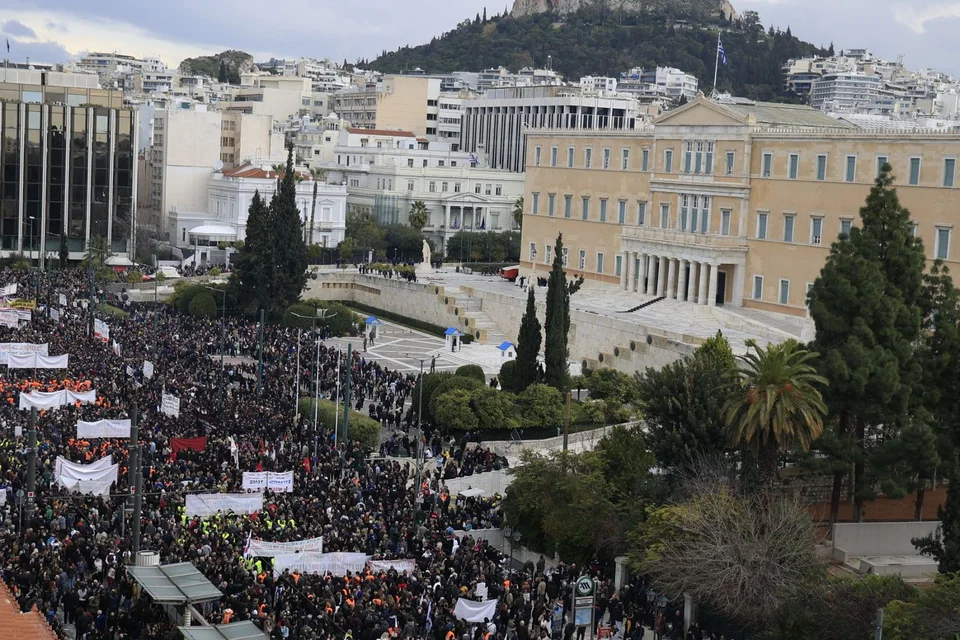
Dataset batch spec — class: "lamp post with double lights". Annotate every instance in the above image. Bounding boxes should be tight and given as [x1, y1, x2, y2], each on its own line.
[291, 309, 336, 455]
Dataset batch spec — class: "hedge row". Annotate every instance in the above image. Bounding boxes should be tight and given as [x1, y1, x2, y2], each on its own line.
[298, 398, 379, 450]
[341, 302, 474, 344]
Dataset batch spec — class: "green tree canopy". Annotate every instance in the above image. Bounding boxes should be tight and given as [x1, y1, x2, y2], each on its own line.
[516, 383, 564, 430]
[188, 292, 217, 318]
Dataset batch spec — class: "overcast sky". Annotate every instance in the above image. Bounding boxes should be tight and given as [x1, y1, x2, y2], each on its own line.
[0, 0, 956, 76]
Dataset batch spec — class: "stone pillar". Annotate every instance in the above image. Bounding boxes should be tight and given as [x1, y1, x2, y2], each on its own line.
[677, 259, 688, 302]
[698, 262, 709, 306]
[708, 263, 720, 307]
[627, 252, 636, 292]
[621, 251, 630, 290]
[635, 253, 646, 293]
[732, 263, 745, 307]
[687, 261, 699, 303]
[657, 256, 667, 297]
[666, 258, 677, 300]
[614, 556, 630, 591]
[444, 204, 451, 232]
[645, 255, 656, 295]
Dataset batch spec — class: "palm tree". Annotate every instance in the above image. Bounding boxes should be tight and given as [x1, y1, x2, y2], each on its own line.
[723, 339, 828, 489]
[409, 200, 430, 231]
[308, 167, 326, 245]
[513, 196, 524, 230]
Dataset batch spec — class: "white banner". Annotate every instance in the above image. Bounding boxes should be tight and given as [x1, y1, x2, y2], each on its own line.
[368, 559, 417, 574]
[185, 493, 263, 517]
[111, 341, 120, 356]
[2, 283, 18, 297]
[161, 393, 180, 417]
[244, 536, 324, 558]
[19, 389, 96, 411]
[58, 293, 67, 307]
[143, 360, 154, 379]
[0, 311, 19, 329]
[242, 471, 294, 493]
[0, 342, 47, 364]
[454, 598, 498, 623]
[94, 319, 109, 342]
[126, 365, 134, 378]
[271, 552, 369, 577]
[50, 308, 60, 322]
[77, 419, 131, 439]
[55, 457, 117, 488]
[59, 477, 114, 496]
[7, 353, 68, 369]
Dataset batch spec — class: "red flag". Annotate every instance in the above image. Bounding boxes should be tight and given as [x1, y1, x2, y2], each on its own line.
[171, 436, 207, 453]
[303, 456, 311, 473]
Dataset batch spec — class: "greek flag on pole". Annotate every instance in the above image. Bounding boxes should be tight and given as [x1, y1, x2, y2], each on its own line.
[718, 39, 727, 65]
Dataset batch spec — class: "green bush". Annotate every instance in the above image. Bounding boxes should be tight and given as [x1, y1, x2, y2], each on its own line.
[585, 368, 636, 403]
[188, 292, 217, 318]
[300, 299, 363, 336]
[126, 270, 144, 284]
[174, 284, 205, 314]
[499, 360, 519, 393]
[209, 266, 222, 277]
[284, 303, 316, 328]
[516, 383, 564, 430]
[456, 364, 486, 384]
[412, 372, 452, 423]
[298, 398, 380, 450]
[469, 387, 514, 430]
[428, 375, 483, 421]
[434, 389, 479, 431]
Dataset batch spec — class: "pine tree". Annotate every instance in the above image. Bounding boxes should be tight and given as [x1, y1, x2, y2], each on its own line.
[270, 144, 309, 317]
[514, 287, 542, 392]
[230, 190, 273, 315]
[914, 458, 960, 573]
[543, 233, 583, 391]
[218, 59, 228, 83]
[482, 7, 487, 21]
[809, 165, 927, 523]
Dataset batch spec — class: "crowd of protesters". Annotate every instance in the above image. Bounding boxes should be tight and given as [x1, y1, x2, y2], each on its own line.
[0, 267, 698, 640]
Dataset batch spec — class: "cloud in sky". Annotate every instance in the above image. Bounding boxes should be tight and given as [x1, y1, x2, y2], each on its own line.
[0, 0, 957, 75]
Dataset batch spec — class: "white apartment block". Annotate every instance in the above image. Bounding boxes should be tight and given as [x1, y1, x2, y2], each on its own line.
[322, 129, 524, 250]
[143, 108, 285, 232]
[580, 76, 618, 93]
[220, 74, 312, 122]
[332, 76, 457, 143]
[811, 72, 882, 112]
[462, 86, 642, 172]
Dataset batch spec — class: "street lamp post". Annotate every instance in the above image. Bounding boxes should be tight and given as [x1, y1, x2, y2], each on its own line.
[203, 286, 227, 410]
[291, 309, 336, 455]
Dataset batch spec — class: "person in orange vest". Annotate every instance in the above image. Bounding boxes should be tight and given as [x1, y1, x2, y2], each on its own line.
[222, 608, 234, 623]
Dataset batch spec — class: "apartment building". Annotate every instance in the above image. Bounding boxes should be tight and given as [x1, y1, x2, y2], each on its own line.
[0, 68, 137, 263]
[322, 129, 524, 251]
[332, 76, 451, 141]
[144, 108, 284, 230]
[220, 74, 312, 122]
[462, 86, 641, 173]
[521, 96, 960, 318]
[811, 72, 882, 112]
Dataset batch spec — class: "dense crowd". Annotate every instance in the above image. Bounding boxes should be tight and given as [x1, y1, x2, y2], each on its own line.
[0, 267, 707, 640]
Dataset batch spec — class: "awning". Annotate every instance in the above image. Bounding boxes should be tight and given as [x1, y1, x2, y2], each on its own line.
[460, 487, 485, 497]
[188, 224, 239, 238]
[126, 562, 223, 604]
[179, 621, 270, 640]
[105, 256, 134, 266]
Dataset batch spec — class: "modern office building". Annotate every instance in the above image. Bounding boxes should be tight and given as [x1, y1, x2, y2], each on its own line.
[521, 96, 960, 318]
[461, 86, 642, 173]
[0, 68, 138, 264]
[811, 72, 882, 112]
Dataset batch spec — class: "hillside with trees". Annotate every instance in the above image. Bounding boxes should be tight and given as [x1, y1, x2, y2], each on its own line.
[365, 6, 827, 101]
[179, 49, 254, 83]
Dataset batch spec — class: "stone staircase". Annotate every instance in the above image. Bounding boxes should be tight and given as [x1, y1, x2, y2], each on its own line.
[434, 285, 509, 345]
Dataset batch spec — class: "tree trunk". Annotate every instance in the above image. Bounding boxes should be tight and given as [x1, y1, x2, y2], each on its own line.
[915, 484, 926, 521]
[758, 437, 780, 491]
[829, 409, 850, 527]
[309, 182, 318, 246]
[853, 417, 866, 522]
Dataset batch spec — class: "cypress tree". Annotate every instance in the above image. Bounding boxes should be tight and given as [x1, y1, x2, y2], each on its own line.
[230, 190, 273, 315]
[809, 164, 927, 522]
[270, 144, 309, 317]
[914, 458, 960, 572]
[514, 286, 542, 392]
[543, 233, 583, 391]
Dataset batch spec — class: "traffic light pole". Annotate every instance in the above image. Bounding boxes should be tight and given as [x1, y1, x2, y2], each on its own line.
[25, 408, 37, 519]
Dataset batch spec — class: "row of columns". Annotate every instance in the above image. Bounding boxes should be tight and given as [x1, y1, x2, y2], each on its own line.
[620, 251, 720, 306]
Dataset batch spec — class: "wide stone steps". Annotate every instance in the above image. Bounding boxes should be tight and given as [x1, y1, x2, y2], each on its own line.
[435, 286, 509, 345]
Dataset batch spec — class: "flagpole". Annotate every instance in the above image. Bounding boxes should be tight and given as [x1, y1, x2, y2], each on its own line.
[713, 31, 721, 94]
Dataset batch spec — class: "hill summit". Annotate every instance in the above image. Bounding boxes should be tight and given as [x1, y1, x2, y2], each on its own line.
[511, 0, 738, 21]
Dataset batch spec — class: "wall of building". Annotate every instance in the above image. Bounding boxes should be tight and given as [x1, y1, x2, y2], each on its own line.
[157, 110, 222, 227]
[376, 76, 437, 138]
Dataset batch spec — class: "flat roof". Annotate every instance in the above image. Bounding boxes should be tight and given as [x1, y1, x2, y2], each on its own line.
[179, 621, 270, 640]
[126, 562, 222, 604]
